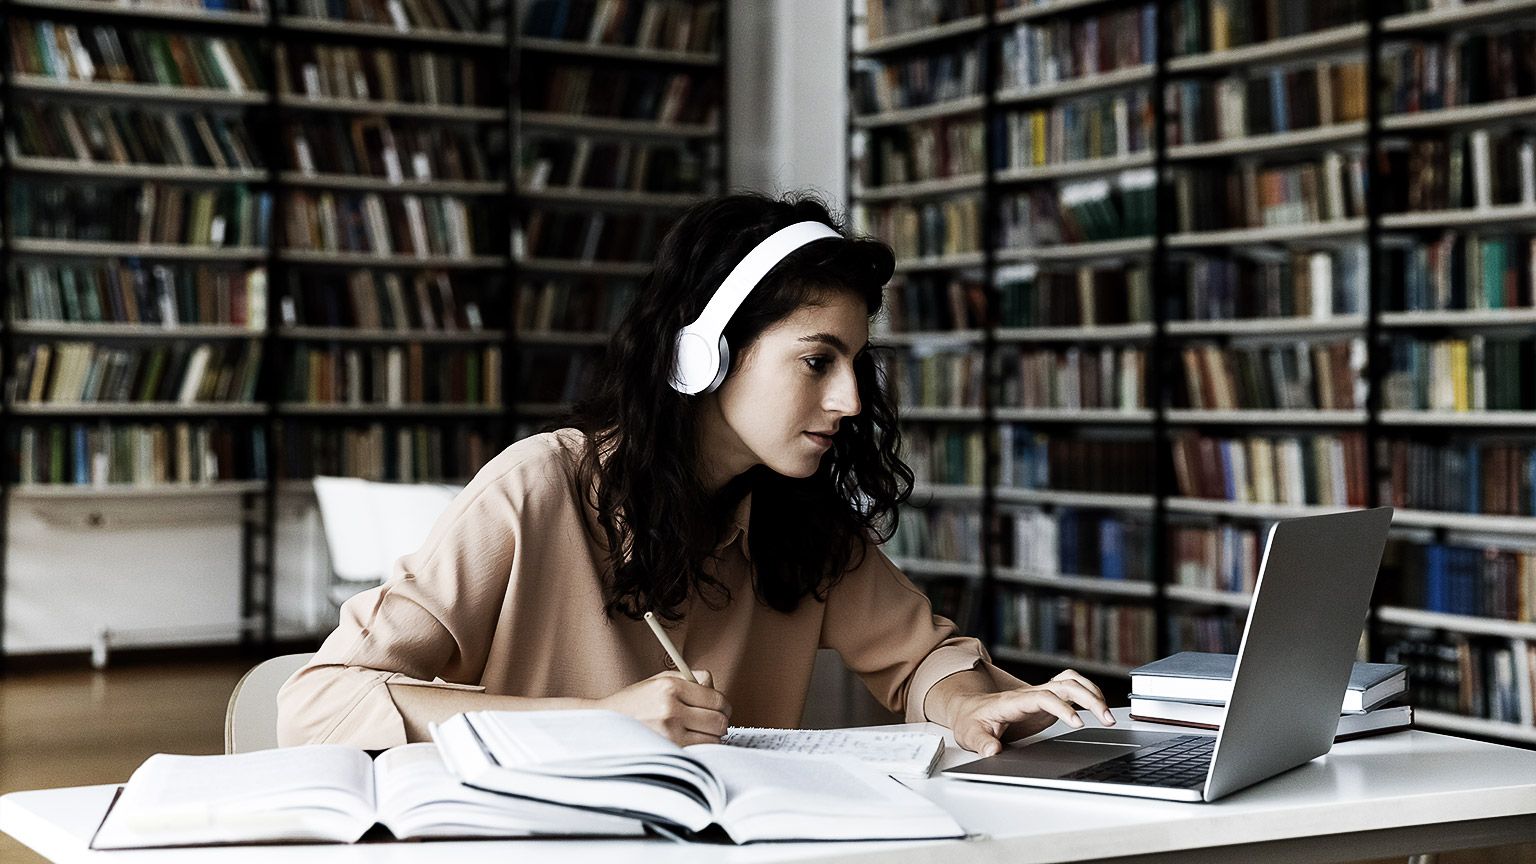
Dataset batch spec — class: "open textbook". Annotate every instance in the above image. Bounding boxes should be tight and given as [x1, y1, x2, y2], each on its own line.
[90, 743, 644, 849]
[720, 726, 945, 779]
[432, 710, 966, 844]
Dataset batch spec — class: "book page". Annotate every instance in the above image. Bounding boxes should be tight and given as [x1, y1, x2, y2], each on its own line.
[465, 709, 683, 770]
[91, 746, 376, 849]
[720, 727, 943, 776]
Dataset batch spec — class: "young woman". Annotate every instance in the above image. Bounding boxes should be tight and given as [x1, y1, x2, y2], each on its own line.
[276, 192, 1114, 756]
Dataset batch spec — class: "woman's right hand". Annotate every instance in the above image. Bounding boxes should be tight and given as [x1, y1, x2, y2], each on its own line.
[594, 670, 732, 746]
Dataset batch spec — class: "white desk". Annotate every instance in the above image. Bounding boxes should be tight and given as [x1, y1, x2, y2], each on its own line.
[6, 710, 1536, 864]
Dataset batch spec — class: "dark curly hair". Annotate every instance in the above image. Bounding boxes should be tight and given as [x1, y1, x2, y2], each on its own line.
[561, 191, 914, 622]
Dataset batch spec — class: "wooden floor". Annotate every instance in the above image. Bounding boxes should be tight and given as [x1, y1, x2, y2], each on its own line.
[0, 658, 1532, 864]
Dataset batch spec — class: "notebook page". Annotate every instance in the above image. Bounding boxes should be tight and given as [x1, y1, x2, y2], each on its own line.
[720, 727, 943, 776]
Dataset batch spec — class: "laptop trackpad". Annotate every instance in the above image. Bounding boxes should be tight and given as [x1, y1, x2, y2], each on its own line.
[949, 729, 1185, 779]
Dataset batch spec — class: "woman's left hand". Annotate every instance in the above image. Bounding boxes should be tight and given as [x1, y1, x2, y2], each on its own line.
[947, 669, 1116, 757]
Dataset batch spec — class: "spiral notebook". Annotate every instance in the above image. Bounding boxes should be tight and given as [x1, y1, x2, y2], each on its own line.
[720, 727, 946, 779]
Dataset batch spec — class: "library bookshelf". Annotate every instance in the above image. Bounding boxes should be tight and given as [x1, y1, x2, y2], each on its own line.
[849, 0, 1536, 746]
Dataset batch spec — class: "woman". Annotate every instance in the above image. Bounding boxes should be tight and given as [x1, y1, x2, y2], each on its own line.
[277, 191, 1114, 755]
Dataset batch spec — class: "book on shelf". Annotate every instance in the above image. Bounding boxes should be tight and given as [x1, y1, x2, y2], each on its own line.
[13, 102, 263, 171]
[284, 343, 500, 407]
[1164, 59, 1366, 146]
[14, 261, 266, 329]
[11, 20, 265, 92]
[1171, 338, 1365, 411]
[1167, 607, 1246, 654]
[888, 348, 985, 409]
[852, 46, 981, 116]
[861, 115, 985, 189]
[8, 340, 262, 405]
[1380, 538, 1536, 622]
[995, 344, 1147, 411]
[888, 505, 984, 565]
[1168, 0, 1365, 57]
[997, 169, 1156, 247]
[275, 42, 484, 106]
[996, 430, 1156, 495]
[283, 269, 484, 332]
[277, 422, 488, 482]
[521, 0, 721, 53]
[284, 116, 491, 181]
[1173, 152, 1365, 233]
[1381, 231, 1536, 313]
[1129, 698, 1414, 740]
[432, 709, 964, 844]
[997, 507, 1153, 583]
[863, 0, 983, 45]
[859, 196, 981, 260]
[1379, 128, 1536, 214]
[515, 346, 601, 404]
[1167, 245, 1367, 322]
[1381, 23, 1536, 116]
[997, 4, 1156, 92]
[515, 277, 635, 334]
[902, 424, 987, 486]
[521, 208, 664, 263]
[1171, 522, 1261, 595]
[520, 134, 713, 194]
[285, 190, 480, 257]
[1383, 334, 1536, 411]
[13, 421, 265, 487]
[90, 742, 643, 849]
[1131, 652, 1408, 712]
[880, 274, 986, 333]
[12, 181, 271, 249]
[1382, 438, 1536, 518]
[995, 263, 1153, 328]
[1382, 625, 1535, 727]
[997, 90, 1153, 169]
[995, 587, 1158, 669]
[284, 0, 480, 33]
[1169, 431, 1369, 507]
[523, 65, 720, 125]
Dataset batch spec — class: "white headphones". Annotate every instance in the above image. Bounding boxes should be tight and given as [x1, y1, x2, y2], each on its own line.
[669, 220, 842, 395]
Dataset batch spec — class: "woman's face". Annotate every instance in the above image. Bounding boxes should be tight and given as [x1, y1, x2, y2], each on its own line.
[699, 290, 868, 487]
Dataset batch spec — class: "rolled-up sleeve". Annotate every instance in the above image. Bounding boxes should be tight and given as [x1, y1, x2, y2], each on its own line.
[276, 472, 527, 749]
[822, 540, 1024, 723]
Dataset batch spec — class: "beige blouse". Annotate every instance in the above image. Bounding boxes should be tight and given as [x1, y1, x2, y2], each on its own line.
[277, 430, 1017, 749]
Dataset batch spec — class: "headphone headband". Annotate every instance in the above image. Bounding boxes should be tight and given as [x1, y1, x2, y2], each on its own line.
[669, 221, 842, 394]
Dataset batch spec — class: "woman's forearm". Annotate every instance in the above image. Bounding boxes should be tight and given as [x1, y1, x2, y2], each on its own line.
[388, 683, 595, 742]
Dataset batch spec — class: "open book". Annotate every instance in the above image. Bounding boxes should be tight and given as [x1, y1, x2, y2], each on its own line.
[432, 710, 966, 844]
[90, 743, 644, 849]
[720, 726, 944, 779]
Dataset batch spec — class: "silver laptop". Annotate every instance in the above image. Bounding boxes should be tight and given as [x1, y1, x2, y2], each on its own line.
[944, 506, 1394, 803]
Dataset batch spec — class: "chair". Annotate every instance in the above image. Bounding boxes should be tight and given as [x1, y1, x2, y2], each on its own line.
[224, 652, 316, 754]
[311, 476, 462, 611]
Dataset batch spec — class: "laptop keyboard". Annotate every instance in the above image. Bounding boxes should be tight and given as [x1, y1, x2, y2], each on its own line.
[1059, 734, 1215, 789]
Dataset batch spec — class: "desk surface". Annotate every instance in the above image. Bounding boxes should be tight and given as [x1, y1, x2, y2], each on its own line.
[6, 710, 1536, 864]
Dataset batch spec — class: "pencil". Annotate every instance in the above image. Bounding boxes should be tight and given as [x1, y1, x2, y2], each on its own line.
[643, 612, 701, 685]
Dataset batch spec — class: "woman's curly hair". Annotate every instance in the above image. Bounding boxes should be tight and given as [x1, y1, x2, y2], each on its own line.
[561, 191, 914, 622]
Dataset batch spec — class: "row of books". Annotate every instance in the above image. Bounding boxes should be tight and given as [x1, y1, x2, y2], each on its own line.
[996, 91, 1153, 170]
[514, 278, 635, 335]
[515, 348, 601, 404]
[1382, 439, 1536, 517]
[879, 275, 986, 333]
[1383, 540, 1536, 622]
[995, 345, 1147, 411]
[1380, 130, 1536, 214]
[284, 344, 501, 406]
[888, 506, 984, 565]
[275, 421, 491, 482]
[285, 117, 491, 182]
[1381, 26, 1536, 116]
[859, 197, 981, 261]
[1165, 607, 1243, 654]
[521, 209, 666, 263]
[887, 349, 984, 409]
[282, 0, 479, 34]
[13, 421, 265, 487]
[997, 5, 1156, 93]
[1172, 340, 1365, 412]
[14, 262, 266, 329]
[1171, 522, 1260, 596]
[1382, 627, 1535, 725]
[1170, 431, 1370, 507]
[520, 0, 721, 53]
[1382, 336, 1536, 412]
[851, 47, 982, 116]
[522, 65, 719, 125]
[1167, 0, 1365, 57]
[998, 169, 1157, 246]
[11, 19, 264, 92]
[1167, 246, 1366, 322]
[285, 190, 482, 258]
[995, 589, 1158, 669]
[863, 118, 984, 188]
[281, 269, 486, 332]
[1381, 232, 1536, 313]
[903, 425, 986, 487]
[519, 136, 712, 194]
[999, 430, 1157, 494]
[275, 43, 486, 107]
[1162, 60, 1367, 146]
[14, 102, 262, 171]
[10, 341, 263, 405]
[863, 0, 982, 44]
[995, 264, 1152, 329]
[14, 181, 272, 248]
[997, 507, 1154, 582]
[1172, 152, 1367, 233]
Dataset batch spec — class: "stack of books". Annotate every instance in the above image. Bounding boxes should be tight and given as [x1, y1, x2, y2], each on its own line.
[1129, 651, 1413, 740]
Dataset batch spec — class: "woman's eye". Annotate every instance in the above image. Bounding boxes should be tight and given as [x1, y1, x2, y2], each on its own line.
[804, 357, 830, 373]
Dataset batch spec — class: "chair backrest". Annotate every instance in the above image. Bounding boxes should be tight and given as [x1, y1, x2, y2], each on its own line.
[312, 477, 462, 584]
[225, 652, 316, 754]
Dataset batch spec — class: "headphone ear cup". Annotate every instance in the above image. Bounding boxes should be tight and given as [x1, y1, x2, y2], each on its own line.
[671, 327, 722, 394]
[703, 335, 730, 393]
